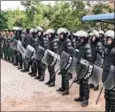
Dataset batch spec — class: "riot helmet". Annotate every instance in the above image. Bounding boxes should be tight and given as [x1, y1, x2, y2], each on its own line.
[57, 28, 69, 40]
[45, 29, 55, 40]
[77, 30, 88, 45]
[36, 26, 44, 37]
[104, 30, 115, 47]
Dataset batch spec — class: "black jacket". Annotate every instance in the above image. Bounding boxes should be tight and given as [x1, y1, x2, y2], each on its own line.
[58, 38, 74, 56]
[48, 37, 58, 53]
[78, 42, 93, 63]
[24, 33, 34, 48]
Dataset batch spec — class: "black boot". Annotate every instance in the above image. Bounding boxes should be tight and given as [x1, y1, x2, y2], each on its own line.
[81, 99, 88, 107]
[28, 72, 33, 75]
[58, 72, 61, 75]
[74, 97, 83, 102]
[39, 77, 44, 81]
[93, 85, 99, 91]
[56, 88, 64, 92]
[45, 81, 51, 85]
[18, 66, 22, 69]
[35, 76, 40, 79]
[31, 73, 36, 77]
[49, 82, 55, 87]
[13, 63, 18, 66]
[21, 69, 27, 72]
[62, 90, 69, 96]
[89, 84, 94, 89]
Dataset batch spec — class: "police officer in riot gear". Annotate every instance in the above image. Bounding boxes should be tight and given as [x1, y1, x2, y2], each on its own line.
[18, 29, 26, 70]
[89, 30, 100, 91]
[72, 31, 82, 84]
[0, 31, 4, 59]
[28, 28, 38, 77]
[16, 28, 23, 70]
[96, 30, 105, 57]
[21, 28, 34, 72]
[13, 28, 22, 66]
[35, 26, 48, 81]
[56, 28, 73, 95]
[68, 32, 76, 49]
[73, 31, 81, 49]
[45, 29, 58, 87]
[102, 30, 115, 112]
[74, 31, 93, 107]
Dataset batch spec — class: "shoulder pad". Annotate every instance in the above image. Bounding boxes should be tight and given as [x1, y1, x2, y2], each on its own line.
[84, 43, 91, 49]
[111, 47, 115, 55]
[52, 38, 59, 42]
[66, 38, 71, 42]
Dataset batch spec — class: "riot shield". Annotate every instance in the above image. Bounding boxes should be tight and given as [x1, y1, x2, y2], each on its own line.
[76, 59, 91, 79]
[24, 45, 35, 59]
[76, 58, 103, 86]
[60, 51, 71, 70]
[17, 40, 26, 58]
[94, 53, 103, 67]
[10, 39, 18, 51]
[103, 65, 115, 90]
[60, 51, 78, 75]
[35, 46, 45, 60]
[89, 65, 103, 87]
[42, 49, 60, 67]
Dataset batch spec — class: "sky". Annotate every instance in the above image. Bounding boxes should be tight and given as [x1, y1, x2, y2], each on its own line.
[1, 1, 109, 11]
[1, 1, 55, 10]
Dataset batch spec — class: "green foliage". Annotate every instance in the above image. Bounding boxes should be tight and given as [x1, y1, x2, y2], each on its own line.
[0, 11, 8, 30]
[2, 1, 114, 31]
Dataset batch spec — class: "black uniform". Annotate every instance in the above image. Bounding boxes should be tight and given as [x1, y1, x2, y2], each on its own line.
[22, 30, 34, 72]
[29, 31, 38, 76]
[13, 31, 22, 66]
[103, 45, 115, 112]
[17, 33, 24, 70]
[36, 34, 48, 81]
[0, 34, 4, 58]
[46, 34, 58, 87]
[68, 33, 76, 79]
[75, 38, 93, 107]
[89, 37, 100, 90]
[57, 37, 73, 95]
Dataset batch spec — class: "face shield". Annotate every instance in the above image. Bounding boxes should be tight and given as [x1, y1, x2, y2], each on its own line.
[102, 65, 115, 90]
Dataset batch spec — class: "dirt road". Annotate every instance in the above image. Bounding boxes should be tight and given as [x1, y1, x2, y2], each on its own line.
[1, 60, 105, 111]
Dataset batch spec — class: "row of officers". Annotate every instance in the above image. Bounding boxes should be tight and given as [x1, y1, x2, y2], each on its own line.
[0, 27, 115, 112]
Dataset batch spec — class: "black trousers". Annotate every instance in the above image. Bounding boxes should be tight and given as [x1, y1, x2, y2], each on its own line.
[48, 65, 55, 83]
[31, 59, 37, 74]
[14, 51, 19, 65]
[79, 79, 89, 101]
[18, 53, 22, 68]
[37, 60, 46, 79]
[23, 59, 31, 71]
[104, 87, 115, 112]
[61, 69, 69, 91]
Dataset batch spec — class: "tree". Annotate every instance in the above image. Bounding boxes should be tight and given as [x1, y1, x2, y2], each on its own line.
[0, 11, 8, 30]
[21, 1, 40, 27]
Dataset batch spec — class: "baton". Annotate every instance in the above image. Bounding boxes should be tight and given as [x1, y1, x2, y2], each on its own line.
[69, 76, 77, 89]
[96, 87, 103, 105]
[50, 67, 60, 80]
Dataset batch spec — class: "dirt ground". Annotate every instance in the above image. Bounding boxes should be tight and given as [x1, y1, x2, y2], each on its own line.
[1, 59, 105, 111]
